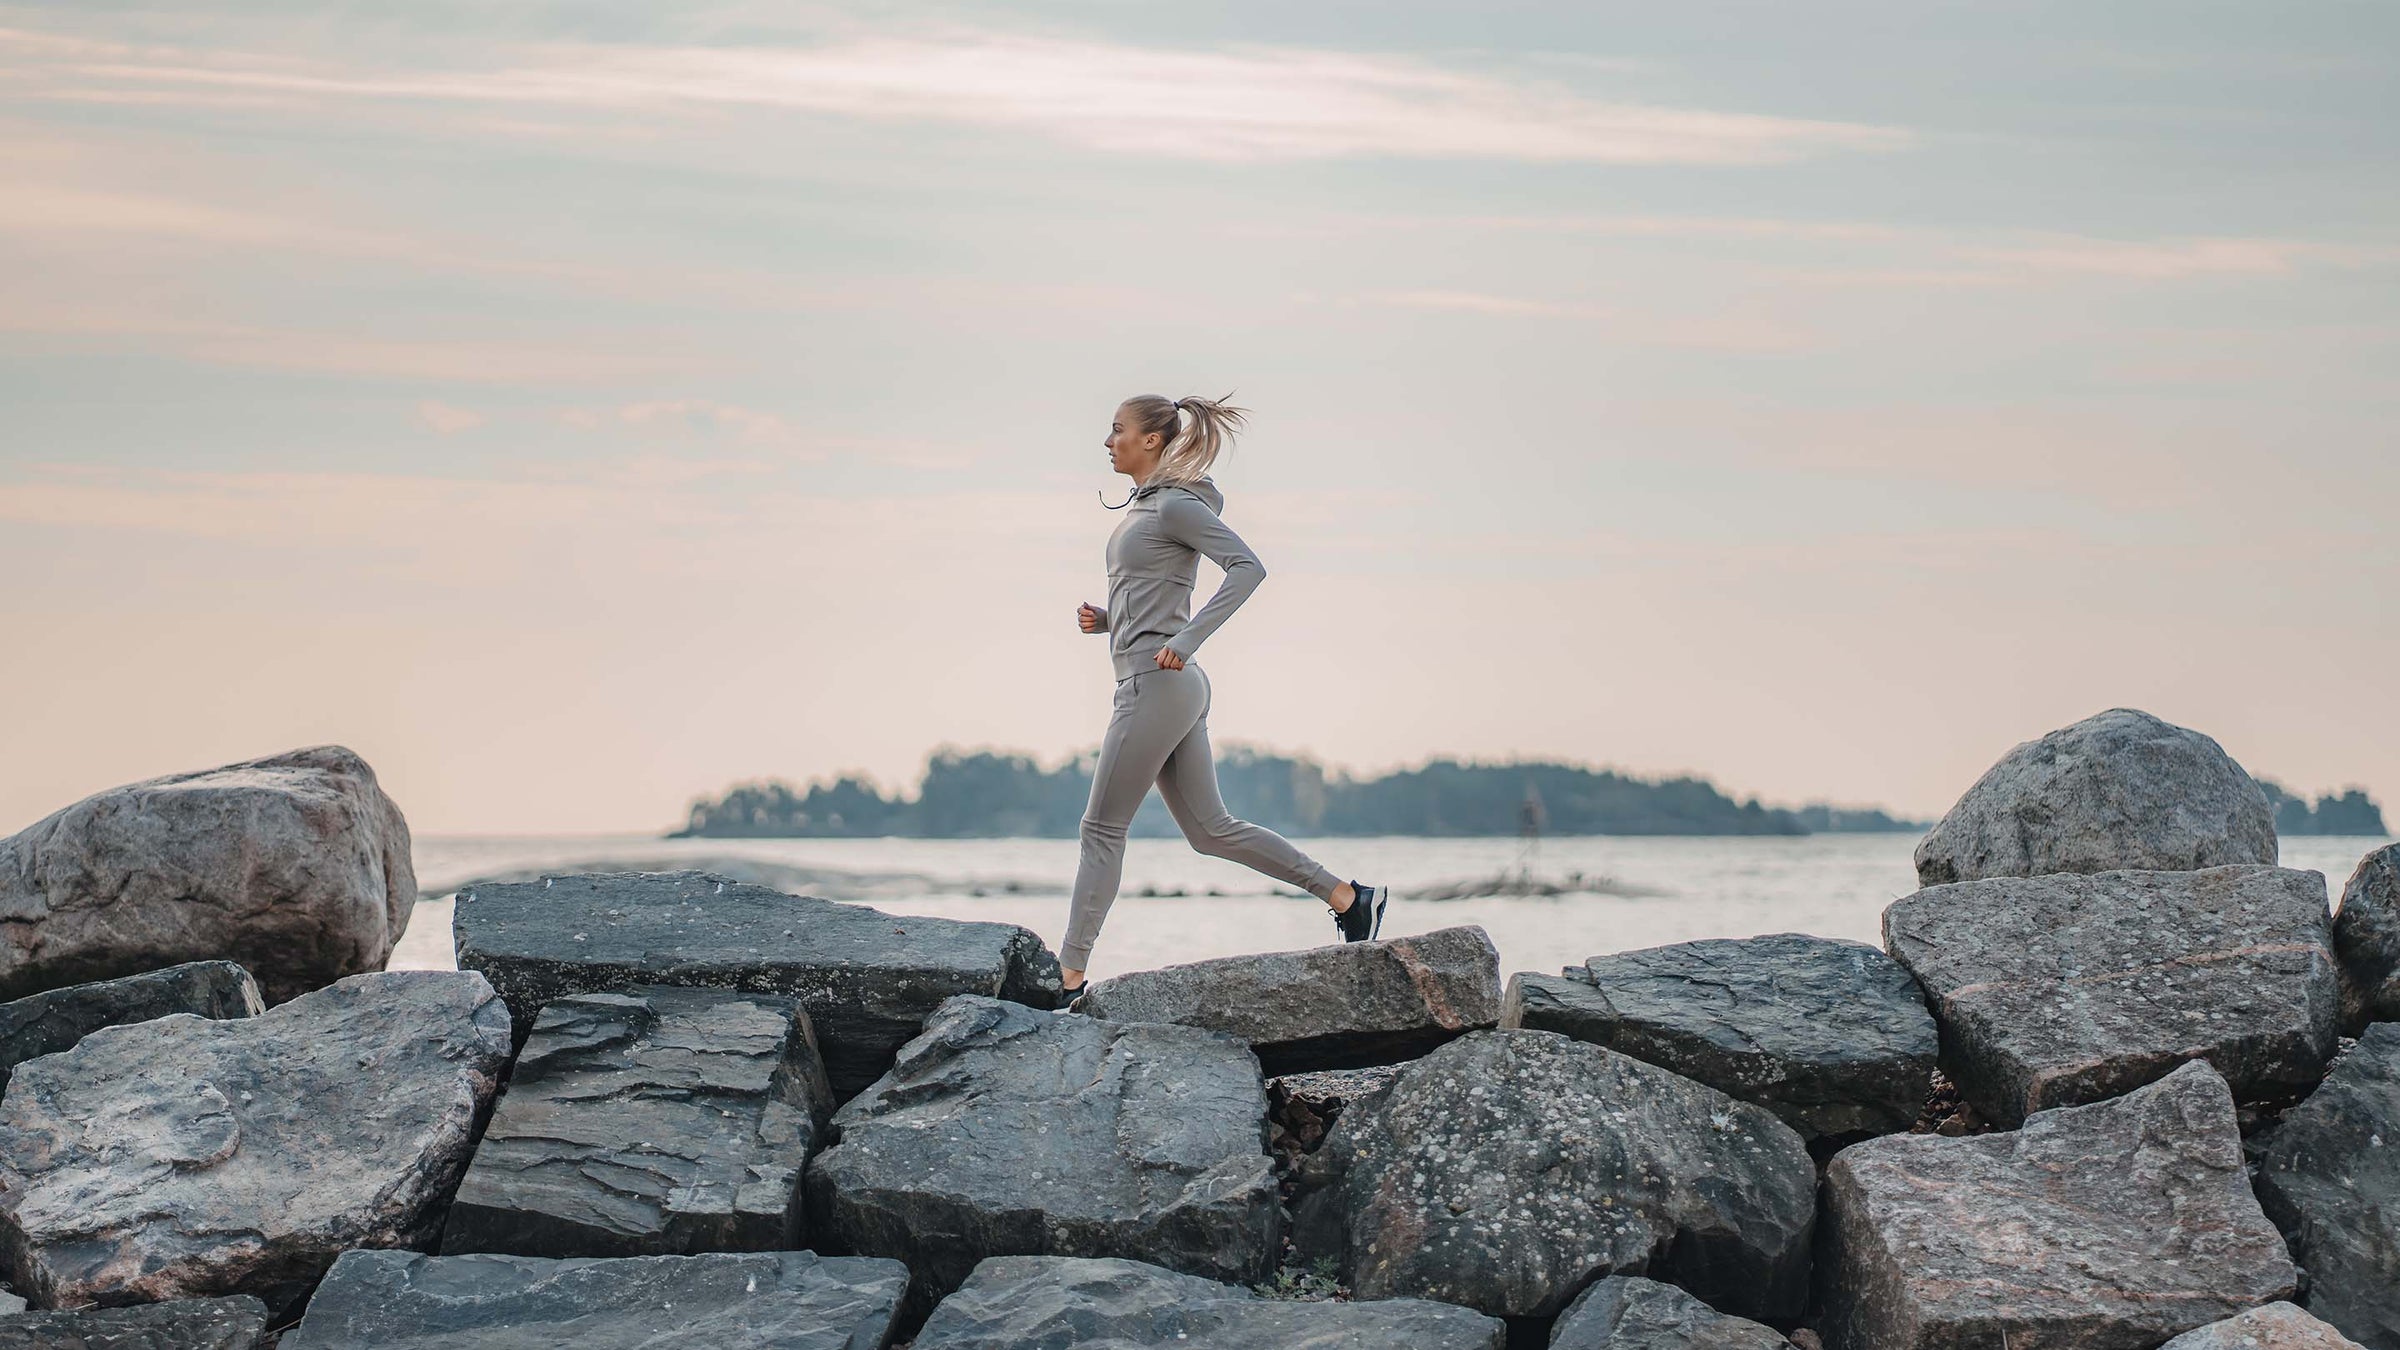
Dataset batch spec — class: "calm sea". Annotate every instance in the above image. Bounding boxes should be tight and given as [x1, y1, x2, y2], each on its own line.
[389, 832, 2395, 985]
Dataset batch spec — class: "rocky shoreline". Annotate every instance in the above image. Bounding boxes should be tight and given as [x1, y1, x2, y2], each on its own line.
[0, 708, 2392, 1348]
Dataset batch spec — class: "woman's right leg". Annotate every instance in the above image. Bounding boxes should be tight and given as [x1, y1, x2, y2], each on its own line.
[1062, 668, 1208, 973]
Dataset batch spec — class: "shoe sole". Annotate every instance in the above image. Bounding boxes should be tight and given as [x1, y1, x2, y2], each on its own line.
[1368, 888, 1390, 941]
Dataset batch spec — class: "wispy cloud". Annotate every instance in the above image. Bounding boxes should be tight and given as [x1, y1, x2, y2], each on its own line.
[1357, 290, 1816, 351]
[417, 401, 484, 434]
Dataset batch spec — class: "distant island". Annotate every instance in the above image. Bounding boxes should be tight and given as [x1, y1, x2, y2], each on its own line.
[2259, 779, 2389, 836]
[674, 745, 1933, 840]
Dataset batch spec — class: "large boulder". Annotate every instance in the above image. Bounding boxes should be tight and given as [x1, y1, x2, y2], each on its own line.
[2160, 1304, 2368, 1350]
[0, 1296, 270, 1349]
[1074, 925, 1501, 1075]
[1549, 1275, 1789, 1350]
[0, 960, 261, 1092]
[1819, 1061, 2296, 1350]
[804, 995, 1281, 1315]
[440, 985, 832, 1258]
[1914, 708, 2277, 886]
[0, 746, 416, 1003]
[0, 970, 511, 1313]
[1883, 864, 2338, 1127]
[453, 871, 1061, 1099]
[2335, 845, 2400, 1028]
[1503, 933, 1936, 1146]
[1294, 1028, 1816, 1323]
[912, 1254, 1507, 1349]
[2255, 1023, 2400, 1350]
[278, 1248, 909, 1350]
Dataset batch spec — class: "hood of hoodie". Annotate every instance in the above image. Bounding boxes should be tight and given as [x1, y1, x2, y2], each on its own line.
[1131, 472, 1222, 512]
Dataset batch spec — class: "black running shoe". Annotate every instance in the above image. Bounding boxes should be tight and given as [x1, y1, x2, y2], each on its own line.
[1332, 881, 1388, 943]
[1056, 981, 1087, 1012]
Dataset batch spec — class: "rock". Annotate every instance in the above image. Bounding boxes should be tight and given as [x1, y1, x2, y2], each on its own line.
[0, 746, 416, 1004]
[1819, 1061, 2296, 1350]
[1550, 1275, 1789, 1350]
[453, 870, 1061, 1099]
[913, 1254, 1507, 1349]
[2255, 1022, 2400, 1350]
[0, 1293, 18, 1316]
[2335, 844, 2400, 1027]
[1883, 864, 2338, 1127]
[1914, 708, 2277, 886]
[440, 985, 832, 1258]
[1074, 925, 1501, 1075]
[278, 1248, 909, 1349]
[1503, 933, 1937, 1146]
[1298, 1028, 1815, 1323]
[0, 1296, 269, 1349]
[804, 995, 1280, 1315]
[2160, 1304, 2368, 1350]
[0, 960, 261, 1092]
[0, 970, 511, 1313]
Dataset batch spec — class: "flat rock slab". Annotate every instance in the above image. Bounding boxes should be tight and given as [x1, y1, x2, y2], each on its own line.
[0, 960, 261, 1092]
[1819, 1061, 2297, 1350]
[441, 985, 833, 1258]
[1504, 933, 1936, 1145]
[454, 870, 1061, 1099]
[1297, 1028, 1816, 1323]
[914, 1254, 1506, 1349]
[0, 970, 511, 1313]
[2256, 1023, 2400, 1350]
[1550, 1276, 1789, 1350]
[0, 745, 416, 1004]
[279, 1248, 909, 1350]
[1075, 925, 1500, 1075]
[1913, 707, 2277, 886]
[2335, 844, 2400, 1027]
[805, 995, 1281, 1315]
[1883, 864, 2338, 1127]
[0, 1296, 269, 1349]
[2161, 1304, 2368, 1350]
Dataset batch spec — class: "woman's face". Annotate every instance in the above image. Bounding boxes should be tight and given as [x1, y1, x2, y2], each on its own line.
[1105, 402, 1164, 477]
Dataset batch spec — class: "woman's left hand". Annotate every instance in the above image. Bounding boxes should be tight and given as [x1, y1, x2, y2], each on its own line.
[1154, 647, 1186, 671]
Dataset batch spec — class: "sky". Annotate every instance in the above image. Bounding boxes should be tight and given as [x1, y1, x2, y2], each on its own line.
[3, 1, 2395, 836]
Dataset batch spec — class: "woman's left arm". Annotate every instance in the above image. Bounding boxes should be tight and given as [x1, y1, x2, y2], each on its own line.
[1158, 491, 1266, 662]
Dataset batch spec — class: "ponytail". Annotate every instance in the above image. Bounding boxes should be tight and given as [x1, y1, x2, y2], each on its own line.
[1127, 392, 1248, 487]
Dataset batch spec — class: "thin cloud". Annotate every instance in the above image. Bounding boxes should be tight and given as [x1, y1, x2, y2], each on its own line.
[417, 401, 484, 434]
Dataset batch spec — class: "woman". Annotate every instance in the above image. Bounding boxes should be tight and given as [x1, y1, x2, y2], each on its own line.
[1060, 392, 1388, 999]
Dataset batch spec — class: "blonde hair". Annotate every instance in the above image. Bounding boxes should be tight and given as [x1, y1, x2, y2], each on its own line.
[1126, 392, 1247, 486]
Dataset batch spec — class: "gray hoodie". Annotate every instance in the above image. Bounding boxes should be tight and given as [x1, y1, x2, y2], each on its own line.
[1090, 473, 1264, 681]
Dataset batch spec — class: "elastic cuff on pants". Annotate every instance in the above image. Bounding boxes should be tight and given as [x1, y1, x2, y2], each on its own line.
[1059, 944, 1094, 971]
[1303, 869, 1343, 904]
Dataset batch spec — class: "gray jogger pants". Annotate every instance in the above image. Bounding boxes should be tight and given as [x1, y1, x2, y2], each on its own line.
[1062, 662, 1342, 969]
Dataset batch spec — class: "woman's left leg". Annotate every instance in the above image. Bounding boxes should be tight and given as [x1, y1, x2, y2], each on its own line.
[1154, 668, 1344, 904]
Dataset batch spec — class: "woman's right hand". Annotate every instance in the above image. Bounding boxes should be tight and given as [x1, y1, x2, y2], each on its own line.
[1077, 602, 1107, 634]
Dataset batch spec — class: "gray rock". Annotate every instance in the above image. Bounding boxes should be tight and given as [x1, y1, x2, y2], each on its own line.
[1550, 1276, 1789, 1350]
[1883, 864, 2338, 1127]
[0, 746, 416, 1004]
[1914, 708, 2277, 886]
[0, 1293, 19, 1316]
[441, 985, 833, 1258]
[2256, 1023, 2400, 1350]
[1503, 933, 1937, 1146]
[454, 871, 1061, 1099]
[2160, 1304, 2368, 1350]
[278, 1248, 909, 1350]
[2335, 845, 2400, 1028]
[1298, 1028, 1816, 1323]
[0, 960, 261, 1092]
[1075, 925, 1501, 1075]
[804, 995, 1280, 1316]
[1819, 1060, 2296, 1350]
[0, 1296, 269, 1349]
[913, 1254, 1507, 1349]
[0, 970, 511, 1313]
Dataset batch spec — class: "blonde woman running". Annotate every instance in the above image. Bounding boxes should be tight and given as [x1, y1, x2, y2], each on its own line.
[1060, 393, 1387, 999]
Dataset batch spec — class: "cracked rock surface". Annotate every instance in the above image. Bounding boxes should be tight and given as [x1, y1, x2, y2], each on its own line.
[279, 1248, 909, 1350]
[1075, 925, 1500, 1075]
[804, 995, 1281, 1316]
[1819, 1060, 2297, 1350]
[2255, 1023, 2400, 1350]
[0, 746, 416, 1004]
[0, 970, 511, 1313]
[0, 960, 261, 1092]
[1883, 864, 2338, 1126]
[0, 1296, 270, 1349]
[454, 870, 1061, 1099]
[2159, 1304, 2369, 1350]
[1548, 1275, 1790, 1350]
[1504, 933, 1935, 1146]
[2335, 844, 2400, 1027]
[441, 985, 833, 1258]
